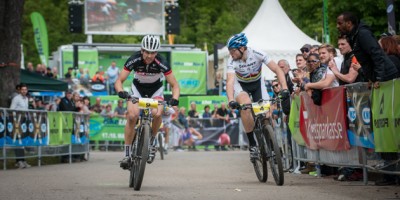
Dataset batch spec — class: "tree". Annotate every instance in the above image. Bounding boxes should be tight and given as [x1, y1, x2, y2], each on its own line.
[0, 0, 24, 107]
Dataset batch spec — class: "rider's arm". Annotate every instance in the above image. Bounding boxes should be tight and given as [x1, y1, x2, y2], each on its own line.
[226, 72, 235, 102]
[165, 72, 180, 100]
[266, 61, 288, 90]
[114, 69, 130, 93]
[305, 74, 335, 90]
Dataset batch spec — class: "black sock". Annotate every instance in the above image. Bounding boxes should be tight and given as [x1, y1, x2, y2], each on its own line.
[246, 131, 256, 147]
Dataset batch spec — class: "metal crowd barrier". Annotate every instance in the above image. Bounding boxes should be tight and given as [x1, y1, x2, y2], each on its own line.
[0, 108, 90, 170]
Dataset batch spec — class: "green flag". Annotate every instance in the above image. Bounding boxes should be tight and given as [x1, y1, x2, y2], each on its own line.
[30, 12, 49, 66]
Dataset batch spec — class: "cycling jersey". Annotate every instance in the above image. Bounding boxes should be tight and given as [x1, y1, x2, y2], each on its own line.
[226, 47, 271, 83]
[124, 51, 172, 98]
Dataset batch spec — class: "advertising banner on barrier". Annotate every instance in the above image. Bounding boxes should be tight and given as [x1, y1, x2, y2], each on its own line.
[372, 80, 399, 152]
[345, 83, 374, 148]
[72, 113, 90, 144]
[0, 109, 5, 147]
[5, 110, 48, 146]
[288, 95, 305, 146]
[171, 118, 240, 146]
[299, 87, 350, 151]
[48, 112, 72, 145]
[89, 114, 126, 142]
[171, 51, 207, 95]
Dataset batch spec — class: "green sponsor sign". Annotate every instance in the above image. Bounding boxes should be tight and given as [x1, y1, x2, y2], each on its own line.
[62, 49, 99, 78]
[48, 112, 72, 145]
[372, 80, 398, 152]
[89, 114, 126, 142]
[288, 95, 305, 146]
[171, 51, 207, 95]
[30, 12, 49, 66]
[179, 96, 227, 116]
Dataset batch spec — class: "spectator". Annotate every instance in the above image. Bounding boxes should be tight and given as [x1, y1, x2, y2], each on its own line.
[310, 44, 320, 54]
[114, 99, 127, 118]
[202, 105, 212, 151]
[106, 61, 120, 95]
[202, 105, 211, 118]
[65, 67, 73, 79]
[378, 36, 400, 77]
[35, 64, 44, 75]
[92, 71, 105, 83]
[277, 59, 295, 115]
[300, 44, 311, 59]
[9, 83, 31, 169]
[48, 97, 61, 111]
[45, 67, 54, 78]
[188, 102, 199, 118]
[177, 107, 202, 151]
[52, 67, 59, 79]
[100, 104, 114, 119]
[58, 90, 75, 112]
[81, 96, 91, 114]
[329, 35, 365, 85]
[295, 53, 307, 72]
[26, 62, 34, 72]
[337, 11, 398, 87]
[215, 102, 230, 151]
[90, 97, 103, 113]
[35, 99, 46, 110]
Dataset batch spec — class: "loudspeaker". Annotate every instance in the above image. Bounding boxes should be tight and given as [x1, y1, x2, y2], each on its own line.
[165, 6, 180, 34]
[69, 4, 83, 33]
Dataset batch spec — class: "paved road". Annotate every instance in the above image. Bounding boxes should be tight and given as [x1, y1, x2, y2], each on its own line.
[1, 150, 399, 200]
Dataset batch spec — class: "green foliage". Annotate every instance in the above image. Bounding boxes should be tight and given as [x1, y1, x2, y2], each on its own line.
[279, 0, 399, 47]
[22, 0, 399, 65]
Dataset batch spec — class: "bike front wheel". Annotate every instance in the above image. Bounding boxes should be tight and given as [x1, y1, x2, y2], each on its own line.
[253, 128, 268, 182]
[131, 124, 150, 191]
[158, 132, 164, 160]
[263, 124, 284, 186]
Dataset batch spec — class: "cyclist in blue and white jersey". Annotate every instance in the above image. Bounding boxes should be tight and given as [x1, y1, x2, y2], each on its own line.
[225, 33, 290, 161]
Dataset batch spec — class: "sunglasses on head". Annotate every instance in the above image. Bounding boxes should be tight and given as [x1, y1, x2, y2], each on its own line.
[301, 48, 310, 53]
[307, 59, 319, 64]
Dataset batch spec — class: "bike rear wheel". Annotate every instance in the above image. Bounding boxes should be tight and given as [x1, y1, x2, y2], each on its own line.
[130, 124, 150, 191]
[252, 121, 268, 182]
[263, 124, 284, 186]
[158, 132, 164, 160]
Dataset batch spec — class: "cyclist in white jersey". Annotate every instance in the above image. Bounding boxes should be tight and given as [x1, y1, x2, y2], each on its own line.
[225, 33, 290, 160]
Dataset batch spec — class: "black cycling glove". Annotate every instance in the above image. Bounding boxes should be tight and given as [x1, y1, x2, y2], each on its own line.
[279, 89, 290, 100]
[118, 91, 129, 99]
[169, 98, 179, 106]
[229, 101, 240, 109]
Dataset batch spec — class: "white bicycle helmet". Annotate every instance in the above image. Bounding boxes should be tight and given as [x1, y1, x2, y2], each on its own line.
[141, 35, 160, 52]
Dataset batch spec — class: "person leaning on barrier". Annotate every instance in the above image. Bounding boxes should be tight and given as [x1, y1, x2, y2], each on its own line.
[9, 83, 32, 169]
[113, 99, 127, 118]
[337, 11, 399, 88]
[225, 33, 289, 159]
[329, 35, 365, 85]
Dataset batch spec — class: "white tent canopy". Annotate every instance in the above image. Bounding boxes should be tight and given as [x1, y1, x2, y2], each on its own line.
[213, 0, 320, 80]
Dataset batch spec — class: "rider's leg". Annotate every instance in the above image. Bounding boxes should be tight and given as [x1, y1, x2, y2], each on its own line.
[164, 127, 169, 149]
[236, 92, 256, 147]
[151, 104, 163, 139]
[124, 101, 140, 157]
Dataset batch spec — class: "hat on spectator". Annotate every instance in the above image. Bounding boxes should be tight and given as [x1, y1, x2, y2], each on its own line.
[300, 44, 311, 52]
[66, 89, 73, 94]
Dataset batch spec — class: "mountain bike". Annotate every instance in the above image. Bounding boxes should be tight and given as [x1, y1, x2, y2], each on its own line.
[126, 96, 166, 191]
[156, 130, 165, 160]
[238, 98, 284, 186]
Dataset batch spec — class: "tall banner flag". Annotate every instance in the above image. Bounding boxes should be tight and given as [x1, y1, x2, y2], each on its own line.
[30, 12, 49, 66]
[288, 95, 305, 146]
[386, 0, 396, 35]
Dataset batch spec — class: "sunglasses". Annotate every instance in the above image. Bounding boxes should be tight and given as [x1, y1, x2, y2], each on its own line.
[301, 48, 310, 53]
[272, 84, 279, 88]
[307, 59, 319, 64]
